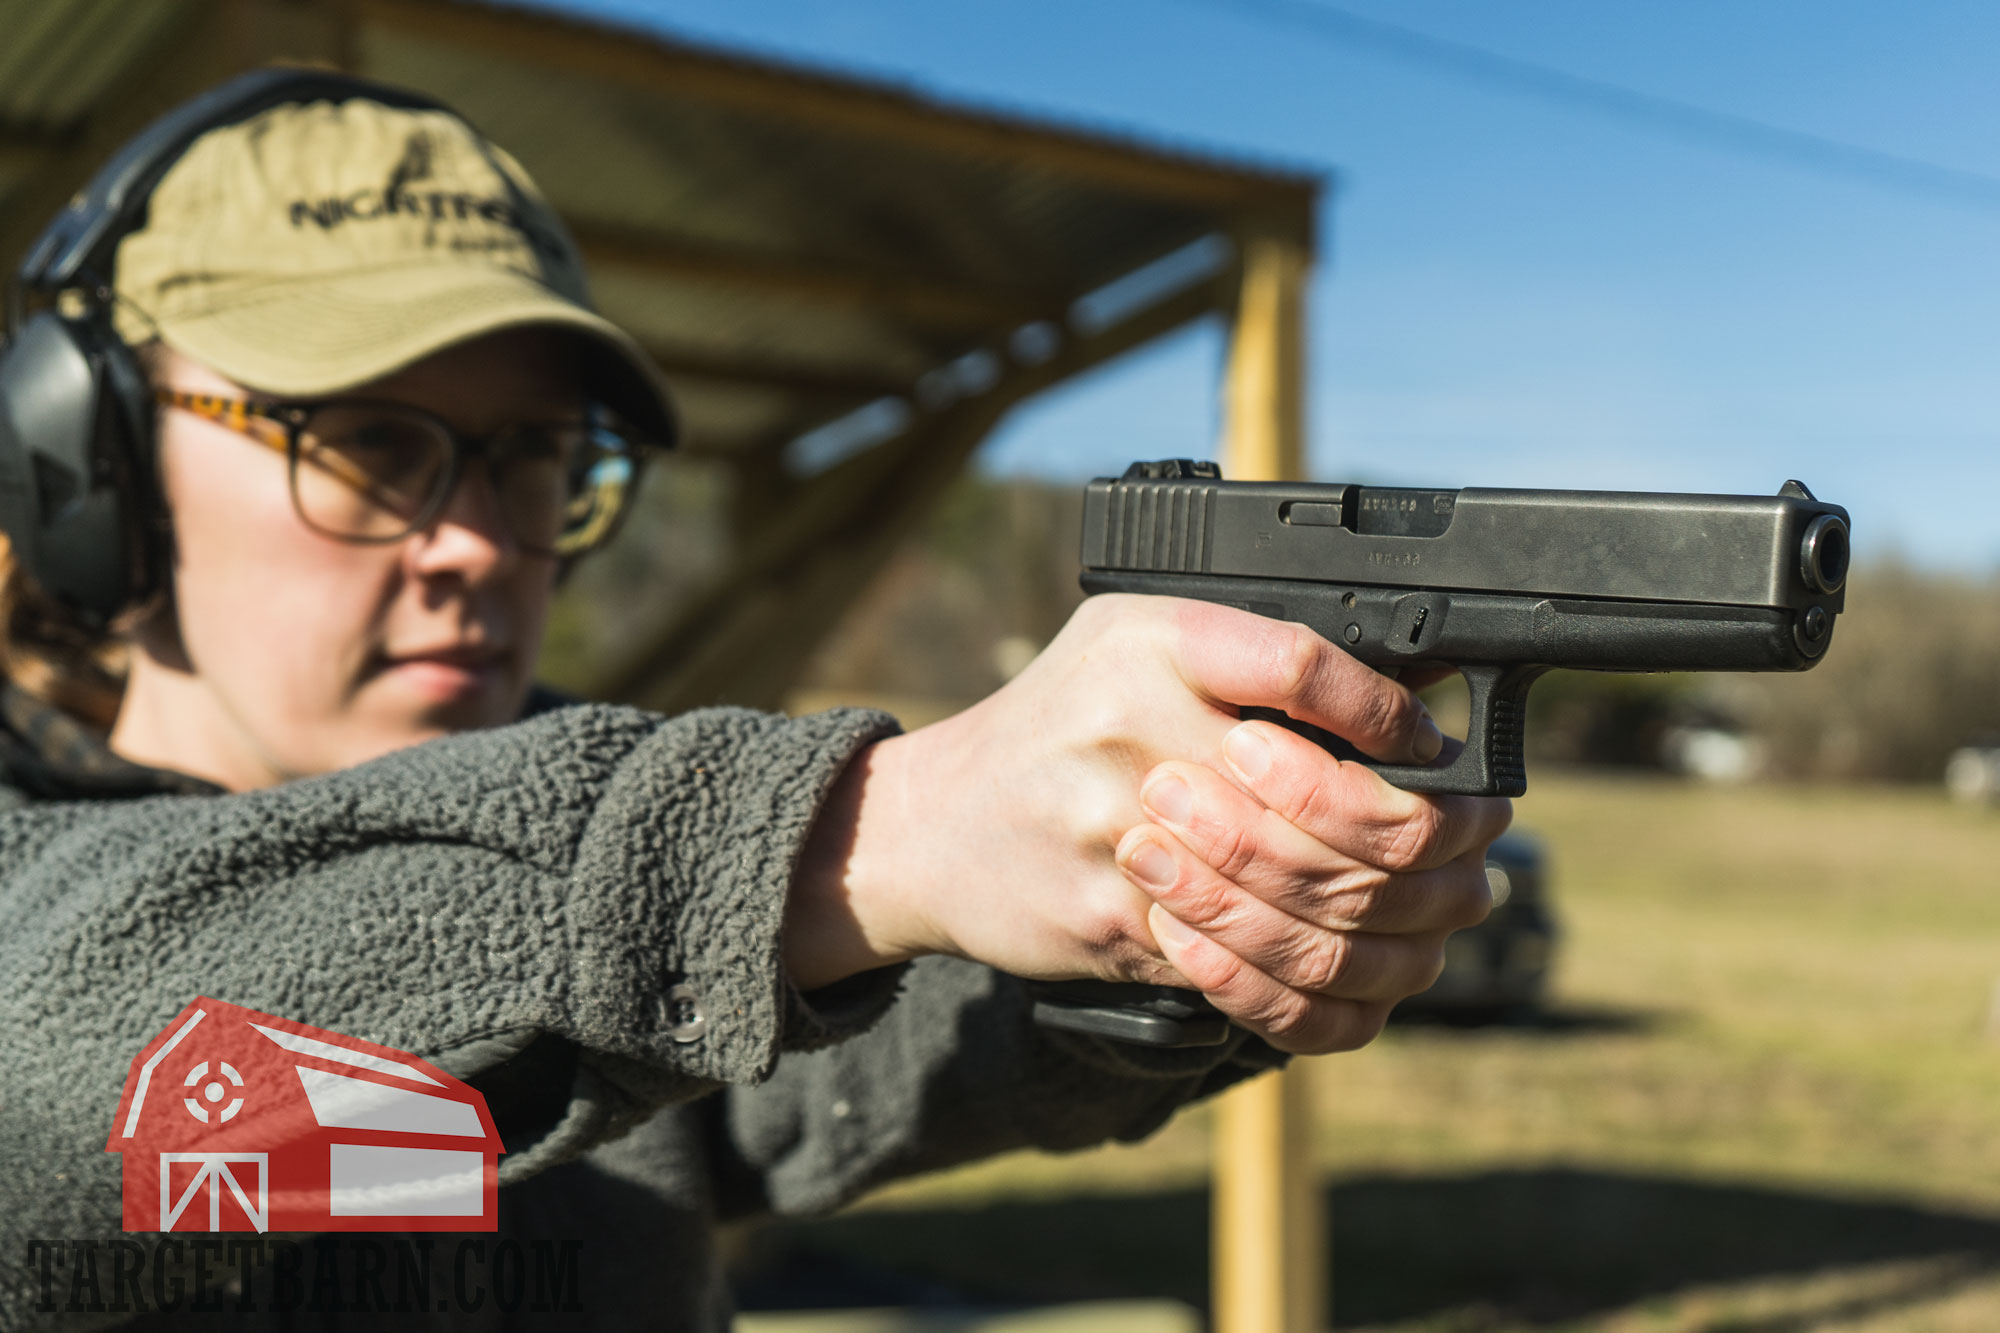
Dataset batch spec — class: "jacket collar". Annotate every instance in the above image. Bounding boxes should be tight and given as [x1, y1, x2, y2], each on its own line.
[0, 682, 220, 799]
[0, 681, 575, 801]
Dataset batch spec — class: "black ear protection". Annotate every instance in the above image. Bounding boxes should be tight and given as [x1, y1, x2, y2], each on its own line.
[0, 68, 454, 628]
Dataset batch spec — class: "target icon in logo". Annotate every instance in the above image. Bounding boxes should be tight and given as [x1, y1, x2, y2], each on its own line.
[182, 1060, 244, 1125]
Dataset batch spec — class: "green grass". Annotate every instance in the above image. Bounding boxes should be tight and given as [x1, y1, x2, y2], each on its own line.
[739, 773, 2000, 1329]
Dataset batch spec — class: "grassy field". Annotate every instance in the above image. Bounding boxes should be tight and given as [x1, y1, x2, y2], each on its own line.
[739, 766, 2000, 1330]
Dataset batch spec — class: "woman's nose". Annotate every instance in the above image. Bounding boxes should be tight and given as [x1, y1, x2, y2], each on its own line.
[409, 463, 519, 577]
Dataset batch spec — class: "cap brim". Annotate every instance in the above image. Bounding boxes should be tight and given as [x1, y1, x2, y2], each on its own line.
[148, 262, 678, 445]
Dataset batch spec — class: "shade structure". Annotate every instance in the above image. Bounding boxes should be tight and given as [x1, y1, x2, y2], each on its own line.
[0, 0, 1321, 712]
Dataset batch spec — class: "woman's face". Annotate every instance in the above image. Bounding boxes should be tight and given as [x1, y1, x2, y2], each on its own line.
[131, 331, 577, 787]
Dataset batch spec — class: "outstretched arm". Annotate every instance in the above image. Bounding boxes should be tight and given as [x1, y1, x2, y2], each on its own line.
[0, 701, 900, 1325]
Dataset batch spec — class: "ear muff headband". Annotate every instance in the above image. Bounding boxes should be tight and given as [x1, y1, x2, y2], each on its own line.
[0, 68, 454, 628]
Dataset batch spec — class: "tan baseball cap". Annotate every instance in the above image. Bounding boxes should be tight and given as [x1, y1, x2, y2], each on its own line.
[109, 96, 675, 442]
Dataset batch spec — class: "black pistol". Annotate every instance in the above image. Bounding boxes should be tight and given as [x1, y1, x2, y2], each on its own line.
[1030, 459, 1849, 1047]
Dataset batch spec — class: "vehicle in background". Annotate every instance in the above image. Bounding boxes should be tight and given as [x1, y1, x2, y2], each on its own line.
[1662, 722, 1765, 783]
[1945, 740, 2000, 807]
[1393, 831, 1557, 1024]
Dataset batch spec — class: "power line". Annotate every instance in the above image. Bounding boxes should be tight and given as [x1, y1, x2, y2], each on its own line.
[1179, 0, 2000, 212]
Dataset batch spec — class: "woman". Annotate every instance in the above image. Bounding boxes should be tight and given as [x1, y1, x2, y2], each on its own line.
[0, 75, 1507, 1328]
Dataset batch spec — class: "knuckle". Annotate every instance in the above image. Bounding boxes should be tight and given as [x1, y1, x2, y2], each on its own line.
[1075, 728, 1153, 792]
[1353, 680, 1417, 743]
[1205, 819, 1259, 882]
[1377, 802, 1444, 872]
[1076, 793, 1137, 859]
[1180, 936, 1243, 994]
[1273, 767, 1335, 832]
[1161, 877, 1234, 932]
[1264, 624, 1321, 702]
[1074, 691, 1144, 751]
[1279, 858, 1335, 910]
[1250, 991, 1322, 1046]
[1290, 931, 1352, 994]
[1333, 872, 1392, 928]
[1375, 824, 1425, 874]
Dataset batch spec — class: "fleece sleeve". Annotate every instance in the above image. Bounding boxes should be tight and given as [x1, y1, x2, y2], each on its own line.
[0, 702, 900, 1317]
[711, 954, 1288, 1220]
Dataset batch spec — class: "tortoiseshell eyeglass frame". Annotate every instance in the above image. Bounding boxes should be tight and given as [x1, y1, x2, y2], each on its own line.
[151, 389, 648, 556]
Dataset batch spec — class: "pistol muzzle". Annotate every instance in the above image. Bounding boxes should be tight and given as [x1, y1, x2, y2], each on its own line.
[1800, 513, 1850, 595]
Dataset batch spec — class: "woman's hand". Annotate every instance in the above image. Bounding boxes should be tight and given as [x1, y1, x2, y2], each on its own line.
[786, 594, 1511, 1055]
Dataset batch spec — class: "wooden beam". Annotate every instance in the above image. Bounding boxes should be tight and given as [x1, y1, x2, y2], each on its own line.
[0, 124, 82, 152]
[0, 0, 365, 278]
[1213, 229, 1321, 1333]
[7, 0, 172, 128]
[574, 221, 1058, 330]
[226, 0, 361, 72]
[590, 271, 1233, 711]
[641, 340, 915, 402]
[0, 7, 234, 279]
[354, 0, 1320, 215]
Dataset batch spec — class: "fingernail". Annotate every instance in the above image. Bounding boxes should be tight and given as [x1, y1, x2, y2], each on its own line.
[1224, 724, 1271, 781]
[1124, 839, 1178, 889]
[1414, 713, 1444, 763]
[1142, 774, 1193, 826]
[1148, 902, 1199, 949]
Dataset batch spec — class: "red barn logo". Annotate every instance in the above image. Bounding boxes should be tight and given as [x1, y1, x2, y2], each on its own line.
[107, 998, 503, 1232]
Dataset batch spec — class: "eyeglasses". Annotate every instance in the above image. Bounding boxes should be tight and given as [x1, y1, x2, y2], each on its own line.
[154, 389, 654, 557]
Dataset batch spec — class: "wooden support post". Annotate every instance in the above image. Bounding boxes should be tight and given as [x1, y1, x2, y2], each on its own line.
[1219, 233, 1307, 481]
[1213, 230, 1323, 1333]
[1215, 1059, 1322, 1333]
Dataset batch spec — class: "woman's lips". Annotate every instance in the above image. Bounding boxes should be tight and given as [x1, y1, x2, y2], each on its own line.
[379, 649, 508, 702]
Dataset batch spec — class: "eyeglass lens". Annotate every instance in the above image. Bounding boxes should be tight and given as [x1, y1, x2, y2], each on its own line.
[288, 404, 637, 555]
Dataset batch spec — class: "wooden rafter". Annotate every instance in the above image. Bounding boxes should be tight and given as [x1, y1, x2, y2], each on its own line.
[573, 221, 1059, 330]
[0, 123, 82, 151]
[0, 7, 236, 277]
[641, 340, 915, 402]
[352, 0, 1320, 214]
[0, 0, 364, 276]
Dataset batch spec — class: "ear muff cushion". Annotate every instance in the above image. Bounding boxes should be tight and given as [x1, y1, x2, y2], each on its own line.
[0, 312, 142, 624]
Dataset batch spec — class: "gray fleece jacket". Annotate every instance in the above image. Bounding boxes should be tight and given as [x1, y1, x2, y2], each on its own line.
[0, 684, 1281, 1330]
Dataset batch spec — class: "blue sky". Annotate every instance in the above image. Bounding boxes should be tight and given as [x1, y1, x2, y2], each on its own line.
[553, 0, 2000, 570]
